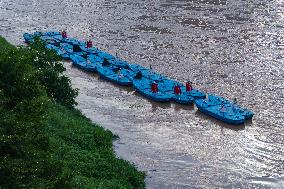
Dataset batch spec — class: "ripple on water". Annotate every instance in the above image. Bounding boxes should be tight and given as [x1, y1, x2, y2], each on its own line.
[1, 0, 284, 188]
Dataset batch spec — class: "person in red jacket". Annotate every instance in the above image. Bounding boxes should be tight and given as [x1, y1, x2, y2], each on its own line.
[177, 85, 181, 94]
[174, 85, 178, 94]
[151, 82, 158, 93]
[174, 85, 181, 95]
[61, 31, 67, 38]
[186, 81, 192, 92]
[86, 40, 93, 48]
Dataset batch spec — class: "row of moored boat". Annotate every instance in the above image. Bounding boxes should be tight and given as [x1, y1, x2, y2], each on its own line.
[23, 31, 254, 125]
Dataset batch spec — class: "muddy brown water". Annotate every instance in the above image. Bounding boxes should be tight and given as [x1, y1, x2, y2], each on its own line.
[1, 0, 284, 188]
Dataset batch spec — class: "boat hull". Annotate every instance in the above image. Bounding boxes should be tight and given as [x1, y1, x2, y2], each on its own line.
[195, 99, 245, 125]
[97, 66, 132, 86]
[207, 94, 254, 119]
[23, 30, 254, 124]
[160, 79, 206, 99]
[70, 54, 97, 72]
[133, 78, 173, 102]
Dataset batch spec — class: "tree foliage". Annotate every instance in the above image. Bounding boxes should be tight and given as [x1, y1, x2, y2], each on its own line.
[0, 36, 145, 189]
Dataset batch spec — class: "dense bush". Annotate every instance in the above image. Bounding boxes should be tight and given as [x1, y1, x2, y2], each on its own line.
[0, 36, 145, 188]
[22, 38, 78, 109]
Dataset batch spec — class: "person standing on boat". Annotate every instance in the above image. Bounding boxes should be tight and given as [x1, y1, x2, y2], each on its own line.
[174, 84, 181, 95]
[151, 82, 155, 93]
[174, 85, 178, 94]
[232, 97, 238, 113]
[86, 40, 92, 48]
[151, 81, 158, 93]
[61, 31, 67, 38]
[186, 81, 192, 92]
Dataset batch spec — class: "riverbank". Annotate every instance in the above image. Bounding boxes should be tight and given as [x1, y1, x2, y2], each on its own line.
[0, 36, 145, 188]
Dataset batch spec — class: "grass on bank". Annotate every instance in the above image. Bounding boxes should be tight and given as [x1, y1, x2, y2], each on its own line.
[0, 36, 145, 188]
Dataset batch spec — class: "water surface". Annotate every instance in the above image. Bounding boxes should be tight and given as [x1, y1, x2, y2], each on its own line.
[1, 0, 284, 188]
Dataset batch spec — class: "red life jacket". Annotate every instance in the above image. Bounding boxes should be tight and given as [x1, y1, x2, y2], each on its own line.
[154, 83, 158, 93]
[87, 40, 93, 48]
[61, 31, 67, 38]
[186, 82, 192, 92]
[177, 86, 181, 94]
[151, 83, 156, 93]
[174, 86, 180, 94]
[174, 86, 181, 94]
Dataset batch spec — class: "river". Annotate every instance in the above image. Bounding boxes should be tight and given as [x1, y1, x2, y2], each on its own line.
[1, 0, 284, 188]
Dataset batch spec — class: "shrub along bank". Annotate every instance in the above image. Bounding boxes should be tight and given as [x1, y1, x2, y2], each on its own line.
[0, 37, 145, 188]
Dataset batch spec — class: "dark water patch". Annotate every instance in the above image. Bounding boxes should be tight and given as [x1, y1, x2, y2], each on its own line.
[137, 15, 159, 22]
[224, 14, 252, 22]
[176, 16, 218, 30]
[194, 110, 246, 131]
[162, 0, 227, 7]
[131, 25, 173, 34]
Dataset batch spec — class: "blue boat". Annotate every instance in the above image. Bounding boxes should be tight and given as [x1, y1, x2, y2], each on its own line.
[33, 31, 43, 36]
[142, 69, 167, 81]
[43, 31, 61, 36]
[79, 47, 129, 69]
[132, 77, 153, 90]
[39, 36, 61, 46]
[45, 44, 70, 59]
[128, 63, 149, 72]
[135, 87, 173, 102]
[123, 65, 165, 82]
[96, 66, 132, 86]
[24, 32, 61, 45]
[88, 54, 103, 64]
[33, 31, 61, 37]
[154, 81, 195, 104]
[23, 31, 255, 124]
[122, 67, 196, 104]
[23, 33, 34, 43]
[159, 79, 206, 99]
[96, 49, 116, 60]
[79, 45, 99, 54]
[238, 108, 254, 119]
[171, 93, 195, 104]
[127, 63, 167, 82]
[62, 38, 85, 46]
[108, 58, 130, 69]
[69, 54, 97, 72]
[51, 34, 85, 46]
[206, 94, 254, 119]
[195, 99, 246, 124]
[52, 35, 63, 41]
[33, 31, 60, 37]
[60, 43, 86, 57]
[133, 78, 173, 102]
[88, 55, 118, 70]
[120, 69, 136, 80]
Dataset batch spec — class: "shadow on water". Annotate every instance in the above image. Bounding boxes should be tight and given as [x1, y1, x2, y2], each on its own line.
[244, 118, 253, 126]
[97, 76, 135, 93]
[173, 103, 195, 111]
[195, 110, 245, 131]
[70, 64, 98, 77]
[132, 91, 172, 112]
[70, 64, 135, 92]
